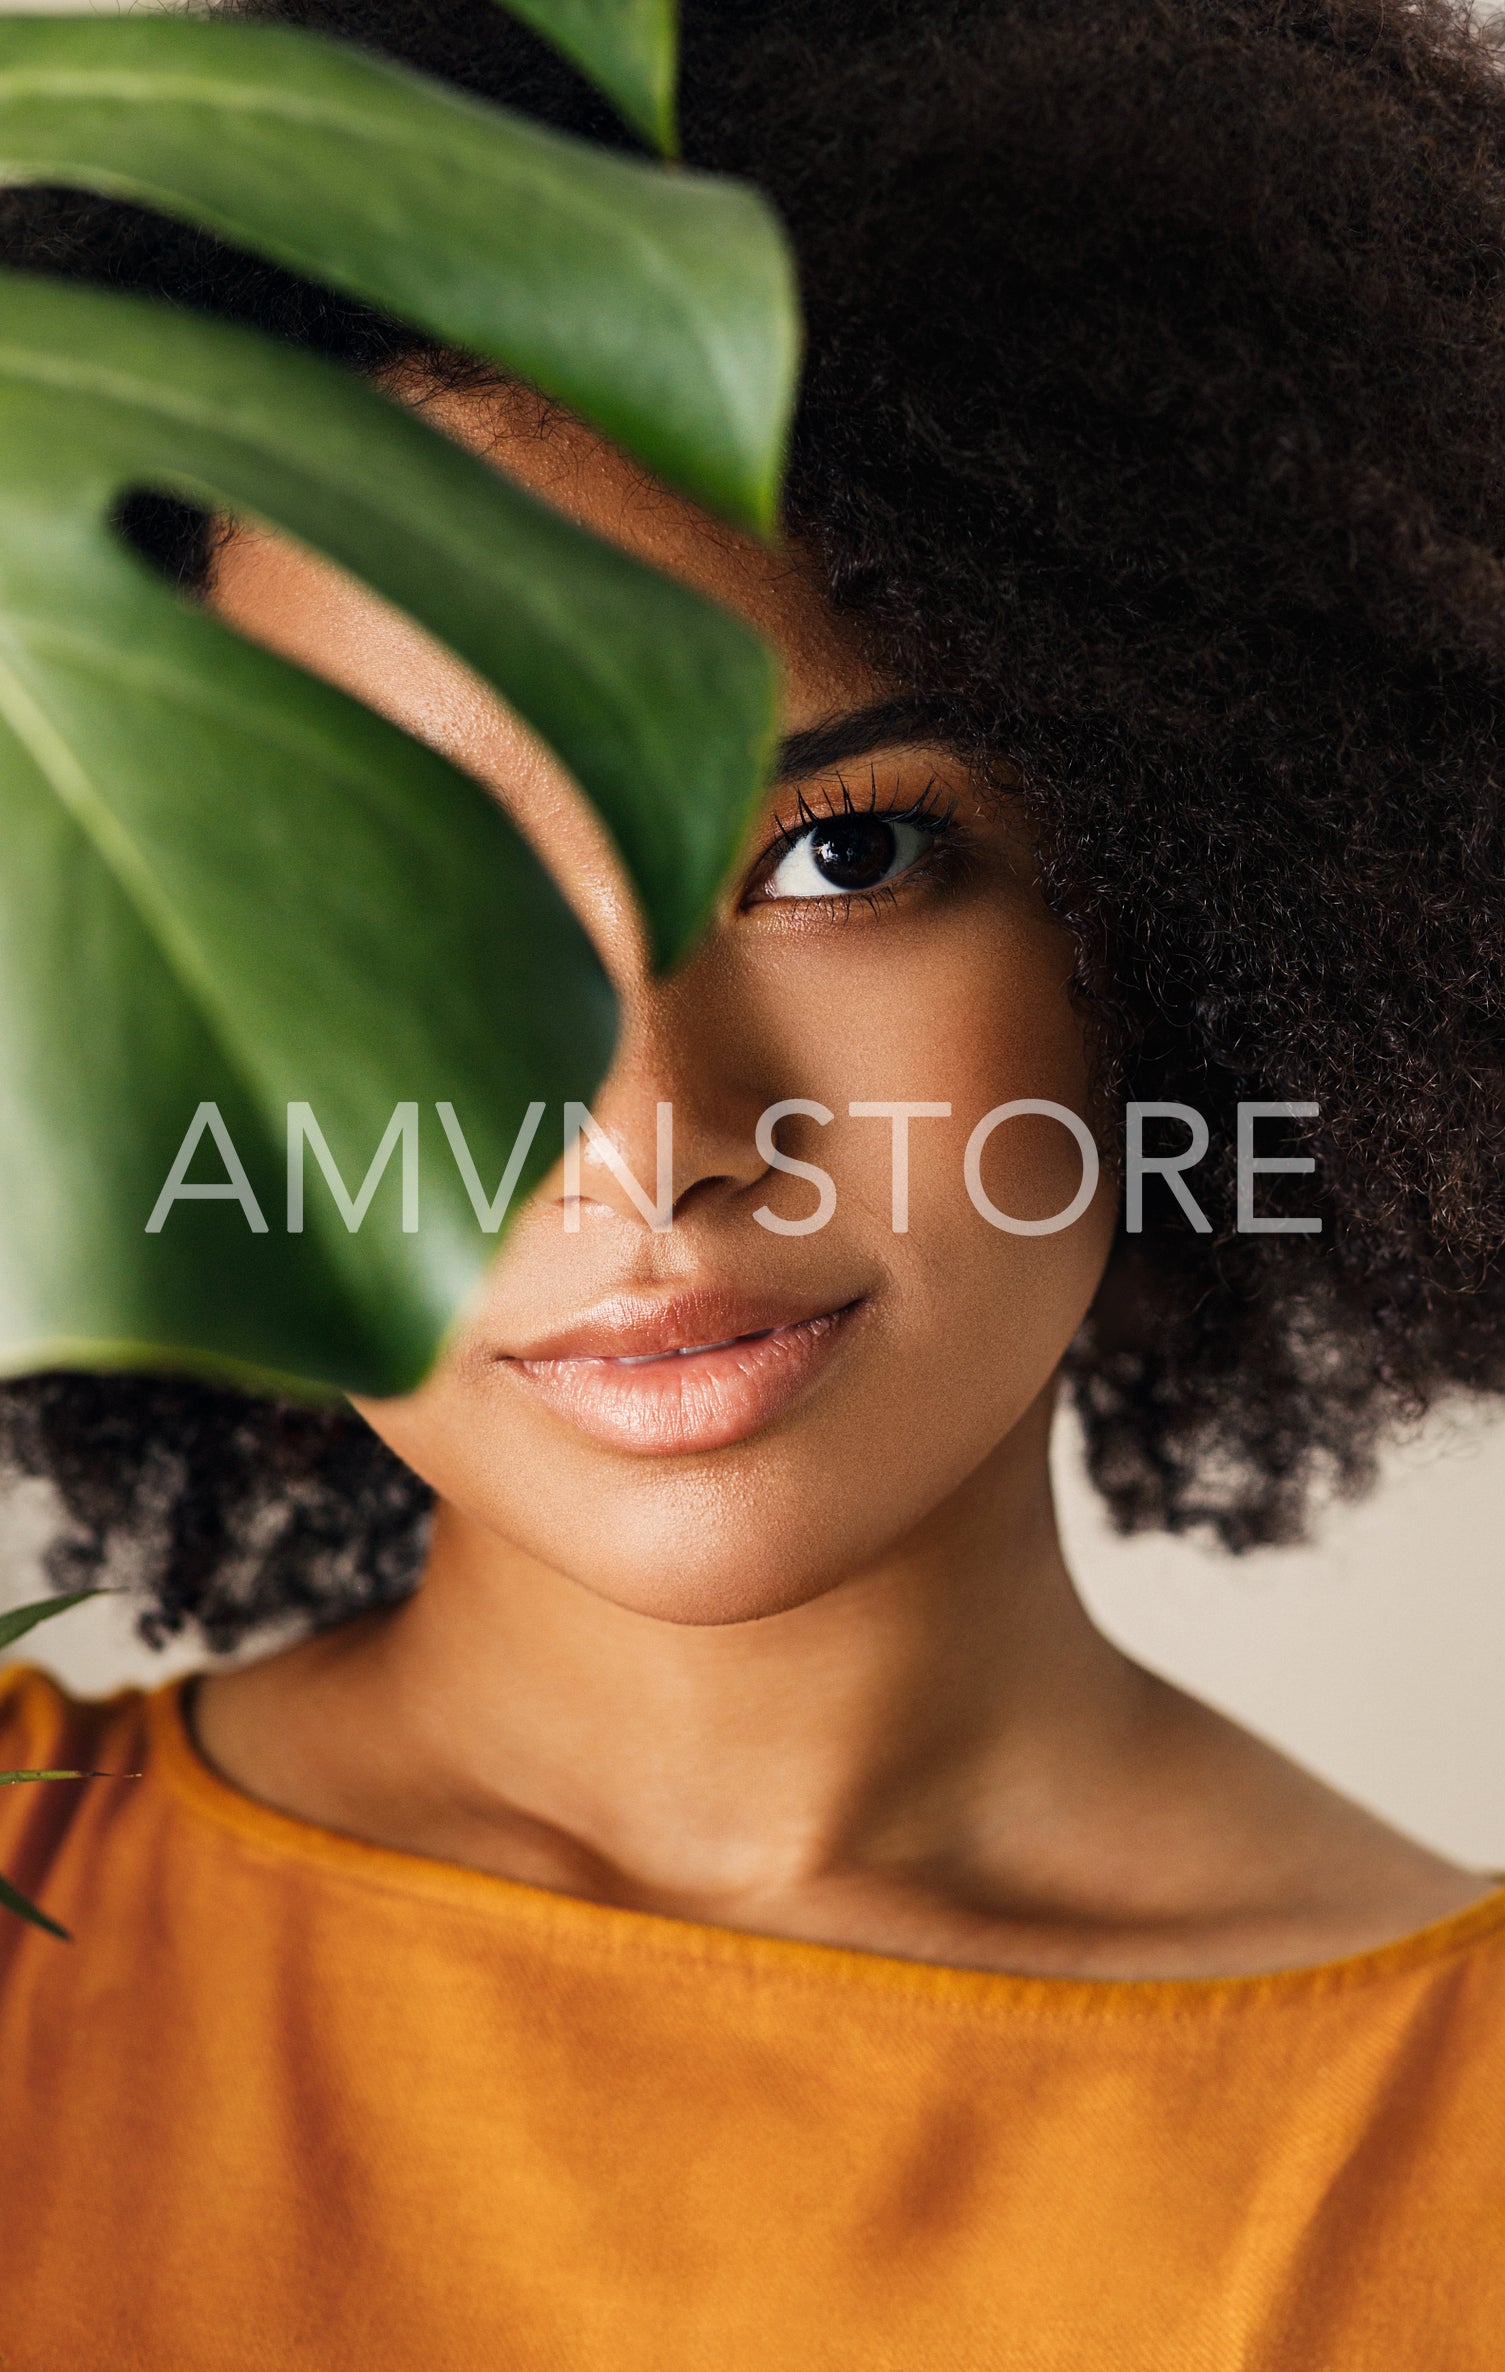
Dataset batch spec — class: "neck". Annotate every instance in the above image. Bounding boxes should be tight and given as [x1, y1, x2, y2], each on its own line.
[325, 1397, 1151, 1913]
[195, 1404, 1486, 1974]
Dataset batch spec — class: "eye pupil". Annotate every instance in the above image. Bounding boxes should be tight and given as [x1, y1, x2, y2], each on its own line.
[810, 817, 896, 890]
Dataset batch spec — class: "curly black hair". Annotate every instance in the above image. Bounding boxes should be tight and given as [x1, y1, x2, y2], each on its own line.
[1, 0, 1502, 1649]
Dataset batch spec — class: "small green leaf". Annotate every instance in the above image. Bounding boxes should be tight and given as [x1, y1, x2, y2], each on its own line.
[0, 1588, 99, 1656]
[0, 16, 799, 530]
[0, 1769, 92, 1786]
[496, 0, 678, 155]
[0, 1866, 69, 1940]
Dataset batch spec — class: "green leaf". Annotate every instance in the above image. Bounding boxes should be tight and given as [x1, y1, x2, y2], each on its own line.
[495, 0, 677, 156]
[0, 15, 799, 531]
[0, 273, 665, 1395]
[0, 1588, 99, 1656]
[0, 266, 775, 1394]
[0, 1867, 69, 1940]
[0, 271, 779, 1395]
[0, 1770, 92, 1787]
[4, 265, 776, 944]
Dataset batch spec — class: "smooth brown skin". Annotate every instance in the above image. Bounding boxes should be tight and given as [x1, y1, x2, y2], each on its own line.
[197, 385, 1487, 1979]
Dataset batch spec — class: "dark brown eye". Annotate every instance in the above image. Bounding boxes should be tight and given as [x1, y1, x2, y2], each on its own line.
[808, 818, 896, 889]
[765, 814, 931, 900]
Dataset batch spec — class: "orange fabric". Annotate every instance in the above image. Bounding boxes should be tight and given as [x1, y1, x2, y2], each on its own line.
[2, 1665, 1504, 2371]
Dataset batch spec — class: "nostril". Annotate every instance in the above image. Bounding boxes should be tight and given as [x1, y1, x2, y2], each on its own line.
[670, 1172, 747, 1220]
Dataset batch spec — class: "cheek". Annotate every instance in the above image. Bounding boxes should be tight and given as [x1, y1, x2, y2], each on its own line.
[714, 898, 1113, 1446]
[860, 914, 1110, 1444]
[732, 897, 1101, 1225]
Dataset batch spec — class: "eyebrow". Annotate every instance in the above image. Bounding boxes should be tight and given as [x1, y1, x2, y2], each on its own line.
[774, 699, 949, 783]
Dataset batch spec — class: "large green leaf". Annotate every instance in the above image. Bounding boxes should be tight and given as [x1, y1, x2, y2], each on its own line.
[0, 275, 777, 971]
[496, 0, 677, 155]
[0, 14, 798, 530]
[0, 14, 788, 1405]
[0, 271, 725, 1397]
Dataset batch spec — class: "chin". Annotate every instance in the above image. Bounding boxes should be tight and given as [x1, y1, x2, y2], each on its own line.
[579, 1562, 844, 1629]
[473, 1458, 882, 1628]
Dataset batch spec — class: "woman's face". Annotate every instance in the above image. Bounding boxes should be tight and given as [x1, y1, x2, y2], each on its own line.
[214, 386, 1116, 1624]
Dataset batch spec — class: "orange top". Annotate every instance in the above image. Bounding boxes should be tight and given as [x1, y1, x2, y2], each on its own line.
[2, 1665, 1504, 2372]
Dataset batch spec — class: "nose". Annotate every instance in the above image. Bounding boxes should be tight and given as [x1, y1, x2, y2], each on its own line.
[557, 952, 773, 1232]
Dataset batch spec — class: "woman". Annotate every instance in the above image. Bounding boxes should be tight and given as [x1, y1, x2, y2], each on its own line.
[2, 0, 1503, 2362]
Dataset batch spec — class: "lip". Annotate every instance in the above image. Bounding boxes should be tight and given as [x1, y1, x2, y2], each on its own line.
[497, 1291, 864, 1456]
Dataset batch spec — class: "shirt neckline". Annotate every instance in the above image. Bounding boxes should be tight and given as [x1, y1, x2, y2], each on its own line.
[148, 1673, 1505, 2024]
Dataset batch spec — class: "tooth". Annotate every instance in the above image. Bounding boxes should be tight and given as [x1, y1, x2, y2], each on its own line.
[614, 1328, 774, 1366]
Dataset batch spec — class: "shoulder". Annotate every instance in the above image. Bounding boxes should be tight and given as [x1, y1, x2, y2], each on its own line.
[0, 1667, 159, 1950]
[1131, 1679, 1494, 1976]
[0, 1661, 143, 1761]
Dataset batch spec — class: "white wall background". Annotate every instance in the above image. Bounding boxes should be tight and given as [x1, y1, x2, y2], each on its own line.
[1059, 1409, 1505, 1870]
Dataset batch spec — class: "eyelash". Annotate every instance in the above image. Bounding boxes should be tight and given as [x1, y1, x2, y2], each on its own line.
[747, 771, 963, 914]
